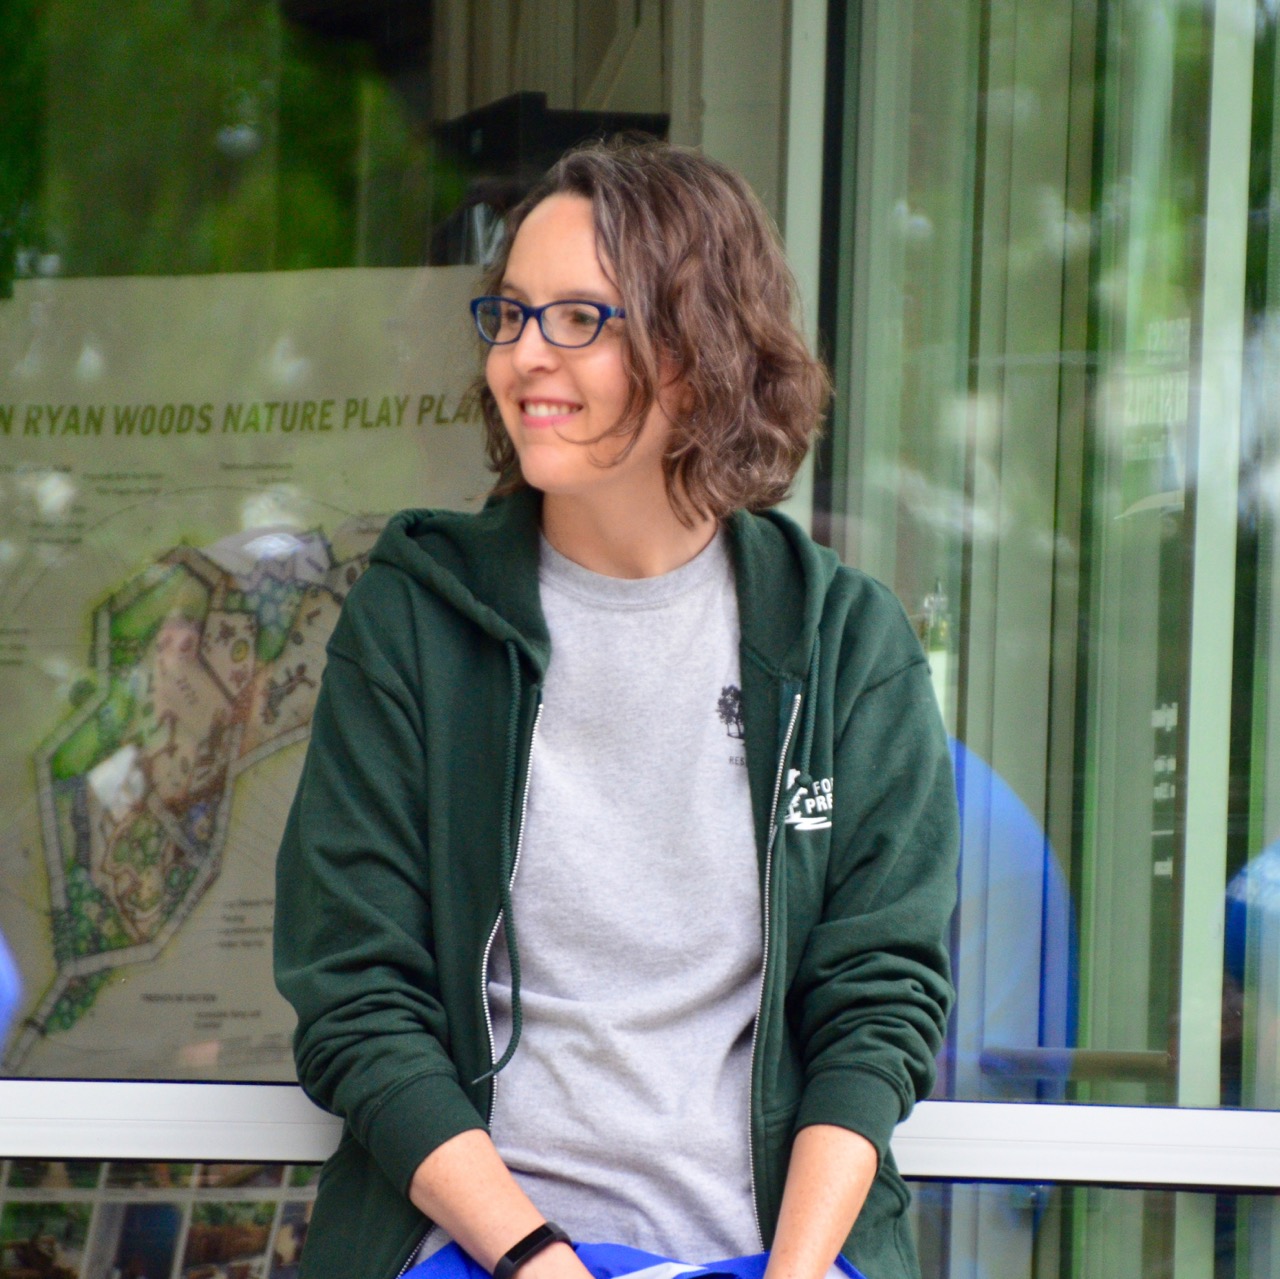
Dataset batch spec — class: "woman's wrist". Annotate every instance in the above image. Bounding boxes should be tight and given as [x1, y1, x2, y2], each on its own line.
[510, 1242, 580, 1279]
[493, 1223, 572, 1279]
[408, 1130, 549, 1272]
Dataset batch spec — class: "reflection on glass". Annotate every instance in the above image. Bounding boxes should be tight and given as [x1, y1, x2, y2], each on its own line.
[0, 1160, 318, 1279]
[0, 1199, 92, 1279]
[4, 0, 808, 1083]
[0, 1164, 1271, 1279]
[8, 1162, 101, 1191]
[183, 1201, 275, 1277]
[909, 1180, 1280, 1279]
[824, 0, 1280, 1117]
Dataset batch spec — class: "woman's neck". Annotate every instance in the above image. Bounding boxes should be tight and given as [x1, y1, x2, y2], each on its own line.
[541, 486, 718, 579]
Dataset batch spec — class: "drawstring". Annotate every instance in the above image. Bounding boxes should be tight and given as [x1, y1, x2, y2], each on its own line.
[472, 642, 524, 1084]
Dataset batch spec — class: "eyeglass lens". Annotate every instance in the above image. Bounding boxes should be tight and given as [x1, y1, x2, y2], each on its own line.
[475, 299, 607, 347]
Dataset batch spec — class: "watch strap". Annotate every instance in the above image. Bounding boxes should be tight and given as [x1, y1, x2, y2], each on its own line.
[493, 1222, 572, 1279]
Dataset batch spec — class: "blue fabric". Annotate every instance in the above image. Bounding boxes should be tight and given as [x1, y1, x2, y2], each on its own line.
[1225, 843, 1280, 984]
[404, 1242, 866, 1279]
[0, 931, 19, 1040]
[948, 740, 1077, 1101]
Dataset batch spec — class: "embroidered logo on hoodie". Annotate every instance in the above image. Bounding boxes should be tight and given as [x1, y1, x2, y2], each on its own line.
[784, 770, 834, 831]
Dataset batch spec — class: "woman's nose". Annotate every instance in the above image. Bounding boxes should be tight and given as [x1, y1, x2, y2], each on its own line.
[508, 314, 559, 371]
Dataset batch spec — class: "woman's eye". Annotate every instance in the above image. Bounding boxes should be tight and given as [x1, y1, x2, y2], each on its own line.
[565, 307, 598, 330]
[498, 303, 524, 328]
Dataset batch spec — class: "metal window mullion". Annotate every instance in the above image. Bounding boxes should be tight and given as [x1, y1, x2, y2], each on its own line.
[776, 0, 829, 533]
[1178, 0, 1253, 1113]
[1175, 4, 1255, 1270]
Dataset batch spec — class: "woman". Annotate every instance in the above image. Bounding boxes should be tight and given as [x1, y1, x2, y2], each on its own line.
[274, 139, 957, 1279]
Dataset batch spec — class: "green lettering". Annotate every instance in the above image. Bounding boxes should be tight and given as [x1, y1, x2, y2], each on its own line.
[24, 405, 41, 436]
[300, 401, 317, 431]
[417, 394, 436, 425]
[223, 402, 243, 432]
[85, 405, 104, 436]
[243, 402, 261, 432]
[264, 401, 280, 431]
[114, 405, 140, 435]
[45, 404, 65, 433]
[320, 399, 335, 430]
[395, 394, 409, 426]
[0, 404, 12, 435]
[344, 398, 359, 428]
[197, 403, 213, 433]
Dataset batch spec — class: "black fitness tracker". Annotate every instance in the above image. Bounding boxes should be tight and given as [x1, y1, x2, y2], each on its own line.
[493, 1222, 572, 1279]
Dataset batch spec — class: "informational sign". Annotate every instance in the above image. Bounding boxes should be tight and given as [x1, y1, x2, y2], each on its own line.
[0, 266, 489, 1079]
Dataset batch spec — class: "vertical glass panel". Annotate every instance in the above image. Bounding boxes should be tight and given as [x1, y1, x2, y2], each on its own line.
[1075, 0, 1215, 1112]
[1232, 0, 1280, 1123]
[821, 0, 1277, 1117]
[907, 1180, 1280, 1279]
[0, 0, 793, 1081]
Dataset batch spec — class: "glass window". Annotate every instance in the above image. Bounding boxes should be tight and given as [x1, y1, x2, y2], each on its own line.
[819, 0, 1280, 1111]
[908, 1179, 1280, 1279]
[2, 1165, 1275, 1279]
[0, 1158, 316, 1279]
[0, 0, 793, 1082]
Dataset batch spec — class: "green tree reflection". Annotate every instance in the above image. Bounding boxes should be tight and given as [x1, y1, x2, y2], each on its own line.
[1, 0, 463, 286]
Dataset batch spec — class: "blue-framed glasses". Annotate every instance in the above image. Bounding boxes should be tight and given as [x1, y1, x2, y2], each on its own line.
[470, 296, 626, 348]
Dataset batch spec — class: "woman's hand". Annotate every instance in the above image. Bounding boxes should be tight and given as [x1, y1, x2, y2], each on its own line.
[409, 1130, 595, 1279]
[762, 1124, 878, 1279]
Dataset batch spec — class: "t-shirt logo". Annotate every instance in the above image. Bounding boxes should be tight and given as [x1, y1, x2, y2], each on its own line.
[784, 769, 834, 831]
[716, 685, 745, 739]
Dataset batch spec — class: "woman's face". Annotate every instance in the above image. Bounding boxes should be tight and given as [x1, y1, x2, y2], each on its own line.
[485, 193, 675, 503]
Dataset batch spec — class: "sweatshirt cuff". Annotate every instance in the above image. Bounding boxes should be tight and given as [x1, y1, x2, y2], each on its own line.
[363, 1070, 488, 1195]
[794, 1067, 908, 1163]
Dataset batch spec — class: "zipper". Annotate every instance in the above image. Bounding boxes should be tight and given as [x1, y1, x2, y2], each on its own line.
[746, 689, 803, 1249]
[395, 1228, 434, 1279]
[398, 699, 543, 1278]
[480, 698, 544, 1119]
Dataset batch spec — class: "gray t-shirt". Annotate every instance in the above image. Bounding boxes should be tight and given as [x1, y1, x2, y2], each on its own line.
[487, 530, 763, 1260]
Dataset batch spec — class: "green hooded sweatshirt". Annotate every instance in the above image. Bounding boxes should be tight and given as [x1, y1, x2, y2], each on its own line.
[274, 489, 957, 1279]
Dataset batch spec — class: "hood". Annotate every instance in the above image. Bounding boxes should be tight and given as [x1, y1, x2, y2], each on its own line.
[368, 488, 552, 678]
[727, 506, 840, 682]
[368, 487, 840, 686]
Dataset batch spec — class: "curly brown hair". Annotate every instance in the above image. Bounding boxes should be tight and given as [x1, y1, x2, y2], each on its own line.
[473, 137, 830, 522]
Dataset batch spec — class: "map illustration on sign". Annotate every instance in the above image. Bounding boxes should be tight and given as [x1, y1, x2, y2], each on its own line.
[3, 525, 376, 1071]
[1, 266, 489, 1079]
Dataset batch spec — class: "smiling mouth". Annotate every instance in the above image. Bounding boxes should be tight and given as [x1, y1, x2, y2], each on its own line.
[521, 401, 581, 419]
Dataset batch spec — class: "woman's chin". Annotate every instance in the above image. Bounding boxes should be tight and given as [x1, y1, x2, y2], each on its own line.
[515, 460, 605, 502]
